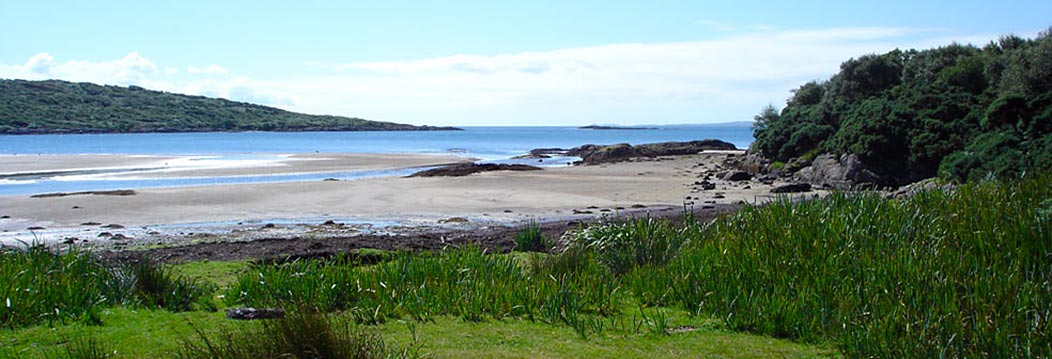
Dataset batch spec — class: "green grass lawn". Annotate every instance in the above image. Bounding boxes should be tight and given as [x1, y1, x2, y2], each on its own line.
[1, 307, 837, 358]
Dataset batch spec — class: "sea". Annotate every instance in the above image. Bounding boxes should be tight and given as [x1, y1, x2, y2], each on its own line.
[0, 124, 753, 196]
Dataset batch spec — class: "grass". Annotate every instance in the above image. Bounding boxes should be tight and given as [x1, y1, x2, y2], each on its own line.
[0, 307, 836, 359]
[2, 173, 1048, 357]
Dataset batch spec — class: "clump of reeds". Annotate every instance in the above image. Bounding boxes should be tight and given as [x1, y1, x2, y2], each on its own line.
[225, 246, 623, 337]
[563, 217, 689, 275]
[181, 308, 403, 359]
[0, 246, 215, 329]
[0, 245, 114, 328]
[628, 173, 1052, 357]
[513, 221, 551, 252]
[115, 258, 216, 312]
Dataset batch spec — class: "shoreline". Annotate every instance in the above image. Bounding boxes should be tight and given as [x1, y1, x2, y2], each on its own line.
[0, 151, 820, 253]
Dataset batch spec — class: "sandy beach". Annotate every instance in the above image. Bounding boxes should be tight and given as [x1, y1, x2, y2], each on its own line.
[0, 151, 810, 248]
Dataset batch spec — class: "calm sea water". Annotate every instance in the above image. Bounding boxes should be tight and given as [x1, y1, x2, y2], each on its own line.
[0, 124, 753, 195]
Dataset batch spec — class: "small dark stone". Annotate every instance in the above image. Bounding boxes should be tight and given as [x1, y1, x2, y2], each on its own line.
[101, 224, 124, 229]
[771, 183, 812, 193]
[226, 308, 286, 320]
[72, 206, 82, 209]
[631, 204, 647, 208]
[263, 223, 276, 229]
[98, 232, 113, 238]
[27, 226, 46, 230]
[321, 220, 339, 226]
[81, 222, 102, 226]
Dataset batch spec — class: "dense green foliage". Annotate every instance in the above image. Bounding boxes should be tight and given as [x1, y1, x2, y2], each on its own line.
[0, 79, 459, 134]
[0, 246, 214, 329]
[753, 29, 1052, 183]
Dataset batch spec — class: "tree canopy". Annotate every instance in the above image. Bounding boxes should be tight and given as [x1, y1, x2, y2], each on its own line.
[0, 79, 460, 134]
[752, 29, 1052, 183]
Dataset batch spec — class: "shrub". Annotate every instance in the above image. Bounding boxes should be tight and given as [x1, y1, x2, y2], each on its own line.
[513, 221, 551, 252]
[181, 309, 400, 359]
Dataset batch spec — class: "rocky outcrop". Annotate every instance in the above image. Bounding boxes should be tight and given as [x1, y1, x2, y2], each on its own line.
[567, 140, 737, 165]
[793, 153, 884, 189]
[410, 163, 542, 177]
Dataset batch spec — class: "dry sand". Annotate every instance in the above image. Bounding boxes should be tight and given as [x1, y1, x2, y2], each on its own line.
[0, 152, 815, 246]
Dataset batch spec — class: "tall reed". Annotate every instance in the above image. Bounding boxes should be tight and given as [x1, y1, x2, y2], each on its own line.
[0, 245, 117, 328]
[629, 174, 1052, 357]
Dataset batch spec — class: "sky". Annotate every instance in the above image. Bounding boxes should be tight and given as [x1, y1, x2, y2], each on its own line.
[1, 1, 1050, 126]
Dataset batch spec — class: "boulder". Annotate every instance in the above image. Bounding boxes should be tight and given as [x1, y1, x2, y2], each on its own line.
[722, 171, 752, 181]
[887, 178, 955, 199]
[771, 183, 812, 193]
[794, 153, 882, 189]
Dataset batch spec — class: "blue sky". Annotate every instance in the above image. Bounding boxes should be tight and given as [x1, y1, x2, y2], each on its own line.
[2, 1, 1050, 126]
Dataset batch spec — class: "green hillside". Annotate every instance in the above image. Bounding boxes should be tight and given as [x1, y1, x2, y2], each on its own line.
[0, 79, 460, 134]
[752, 28, 1052, 183]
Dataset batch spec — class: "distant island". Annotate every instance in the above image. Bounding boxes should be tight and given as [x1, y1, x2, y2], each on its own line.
[579, 125, 656, 130]
[0, 79, 461, 134]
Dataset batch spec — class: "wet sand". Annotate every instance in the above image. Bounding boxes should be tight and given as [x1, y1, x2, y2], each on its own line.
[0, 151, 815, 249]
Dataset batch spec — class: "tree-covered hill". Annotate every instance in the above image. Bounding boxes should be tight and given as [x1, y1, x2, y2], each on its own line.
[0, 79, 461, 134]
[752, 29, 1051, 184]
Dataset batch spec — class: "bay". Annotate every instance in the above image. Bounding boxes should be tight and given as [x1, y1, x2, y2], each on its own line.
[0, 124, 753, 195]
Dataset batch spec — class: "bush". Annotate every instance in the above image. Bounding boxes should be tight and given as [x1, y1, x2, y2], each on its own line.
[513, 221, 551, 252]
[181, 309, 400, 359]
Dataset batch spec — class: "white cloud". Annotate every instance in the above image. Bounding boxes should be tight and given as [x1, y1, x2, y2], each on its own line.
[0, 52, 158, 85]
[0, 27, 1010, 126]
[299, 27, 928, 124]
[186, 64, 229, 75]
